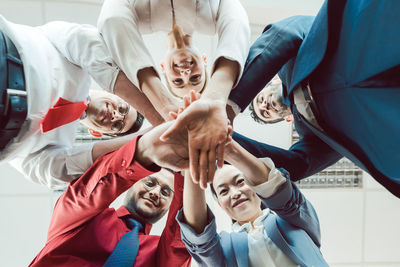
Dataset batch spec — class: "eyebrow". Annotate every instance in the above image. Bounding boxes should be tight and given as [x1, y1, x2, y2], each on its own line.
[216, 174, 241, 189]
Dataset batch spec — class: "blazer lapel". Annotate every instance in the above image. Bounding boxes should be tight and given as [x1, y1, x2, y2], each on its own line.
[264, 215, 306, 266]
[219, 231, 249, 267]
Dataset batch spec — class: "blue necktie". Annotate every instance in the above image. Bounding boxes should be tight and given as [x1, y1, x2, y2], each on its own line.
[104, 218, 143, 267]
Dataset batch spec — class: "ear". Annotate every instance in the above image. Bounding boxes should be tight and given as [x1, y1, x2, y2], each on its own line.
[160, 62, 166, 73]
[284, 114, 294, 123]
[88, 128, 103, 138]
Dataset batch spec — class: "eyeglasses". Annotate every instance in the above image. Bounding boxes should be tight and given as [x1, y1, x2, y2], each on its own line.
[141, 177, 174, 200]
[111, 102, 130, 133]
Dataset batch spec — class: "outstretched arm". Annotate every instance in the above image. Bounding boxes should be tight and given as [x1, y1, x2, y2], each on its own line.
[47, 121, 191, 241]
[98, 0, 179, 120]
[176, 171, 225, 267]
[232, 130, 342, 181]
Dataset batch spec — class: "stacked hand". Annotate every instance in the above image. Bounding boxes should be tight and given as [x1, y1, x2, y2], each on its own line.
[137, 121, 189, 171]
[160, 91, 233, 189]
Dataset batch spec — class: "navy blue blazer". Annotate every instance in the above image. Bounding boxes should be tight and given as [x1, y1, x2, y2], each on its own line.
[230, 1, 400, 197]
[231, 15, 342, 182]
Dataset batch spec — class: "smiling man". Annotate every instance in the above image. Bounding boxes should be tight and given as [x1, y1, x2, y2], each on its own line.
[81, 90, 144, 137]
[29, 122, 192, 267]
[0, 17, 159, 190]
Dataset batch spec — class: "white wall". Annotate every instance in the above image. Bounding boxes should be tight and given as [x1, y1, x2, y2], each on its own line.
[0, 1, 399, 266]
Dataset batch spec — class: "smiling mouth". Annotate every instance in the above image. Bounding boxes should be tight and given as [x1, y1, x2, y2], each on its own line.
[143, 197, 159, 208]
[232, 198, 248, 208]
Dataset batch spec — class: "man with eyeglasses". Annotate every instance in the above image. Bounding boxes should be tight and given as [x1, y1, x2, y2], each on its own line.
[30, 121, 193, 267]
[80, 89, 145, 138]
[0, 18, 163, 190]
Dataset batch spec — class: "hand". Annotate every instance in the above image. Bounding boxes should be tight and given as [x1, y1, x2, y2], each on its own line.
[136, 121, 189, 171]
[161, 94, 232, 189]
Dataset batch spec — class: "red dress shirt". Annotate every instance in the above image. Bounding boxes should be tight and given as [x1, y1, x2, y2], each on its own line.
[29, 137, 191, 267]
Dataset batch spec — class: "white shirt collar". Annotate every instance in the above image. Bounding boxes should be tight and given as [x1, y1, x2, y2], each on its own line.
[232, 208, 270, 233]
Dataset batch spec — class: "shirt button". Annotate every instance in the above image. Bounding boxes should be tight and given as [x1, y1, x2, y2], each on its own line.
[121, 159, 127, 167]
[126, 169, 134, 176]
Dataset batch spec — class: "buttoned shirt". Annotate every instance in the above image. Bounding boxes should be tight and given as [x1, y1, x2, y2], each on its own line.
[0, 17, 120, 189]
[29, 136, 191, 267]
[98, 0, 250, 89]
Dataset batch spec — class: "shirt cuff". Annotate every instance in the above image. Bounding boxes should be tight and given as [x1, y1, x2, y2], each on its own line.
[227, 99, 242, 115]
[249, 157, 286, 199]
[176, 206, 216, 246]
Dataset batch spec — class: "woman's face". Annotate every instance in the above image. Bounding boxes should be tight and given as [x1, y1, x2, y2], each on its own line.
[212, 165, 262, 224]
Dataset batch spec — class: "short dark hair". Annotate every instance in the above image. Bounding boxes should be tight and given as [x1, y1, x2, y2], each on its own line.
[105, 112, 145, 137]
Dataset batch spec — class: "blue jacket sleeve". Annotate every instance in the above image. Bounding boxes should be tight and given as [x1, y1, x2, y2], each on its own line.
[261, 170, 321, 247]
[233, 128, 342, 181]
[176, 207, 225, 267]
[229, 15, 314, 111]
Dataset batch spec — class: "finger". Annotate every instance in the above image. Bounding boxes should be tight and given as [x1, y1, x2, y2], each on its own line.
[195, 92, 201, 100]
[178, 107, 185, 115]
[189, 144, 200, 184]
[227, 125, 233, 137]
[189, 90, 197, 103]
[199, 150, 208, 189]
[207, 148, 216, 185]
[225, 135, 233, 145]
[169, 111, 178, 120]
[183, 95, 190, 108]
[216, 144, 225, 169]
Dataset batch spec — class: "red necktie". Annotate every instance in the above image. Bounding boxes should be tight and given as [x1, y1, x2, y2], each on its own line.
[40, 97, 88, 133]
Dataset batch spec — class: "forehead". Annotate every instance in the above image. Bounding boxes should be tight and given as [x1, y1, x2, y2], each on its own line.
[214, 165, 241, 187]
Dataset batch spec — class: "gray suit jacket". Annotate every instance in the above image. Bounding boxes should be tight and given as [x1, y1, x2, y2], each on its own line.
[176, 171, 328, 267]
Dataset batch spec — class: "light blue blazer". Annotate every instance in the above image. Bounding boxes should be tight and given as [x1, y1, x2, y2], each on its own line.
[177, 171, 329, 267]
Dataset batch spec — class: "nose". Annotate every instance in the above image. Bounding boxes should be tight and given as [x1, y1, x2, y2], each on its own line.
[179, 69, 191, 76]
[111, 109, 124, 122]
[149, 188, 160, 201]
[231, 188, 241, 199]
[260, 98, 268, 110]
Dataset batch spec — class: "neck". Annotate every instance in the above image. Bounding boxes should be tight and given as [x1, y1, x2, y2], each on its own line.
[237, 209, 264, 227]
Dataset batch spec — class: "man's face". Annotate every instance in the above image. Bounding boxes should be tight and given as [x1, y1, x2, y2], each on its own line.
[126, 169, 174, 224]
[81, 90, 139, 135]
[162, 48, 207, 98]
[252, 82, 291, 123]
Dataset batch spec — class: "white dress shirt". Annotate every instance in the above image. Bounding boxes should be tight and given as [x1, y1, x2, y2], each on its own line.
[98, 0, 250, 89]
[0, 17, 119, 189]
[232, 157, 300, 267]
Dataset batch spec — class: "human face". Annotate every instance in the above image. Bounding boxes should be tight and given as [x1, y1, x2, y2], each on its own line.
[125, 169, 174, 224]
[82, 90, 139, 134]
[162, 48, 207, 98]
[213, 165, 262, 225]
[252, 82, 291, 123]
